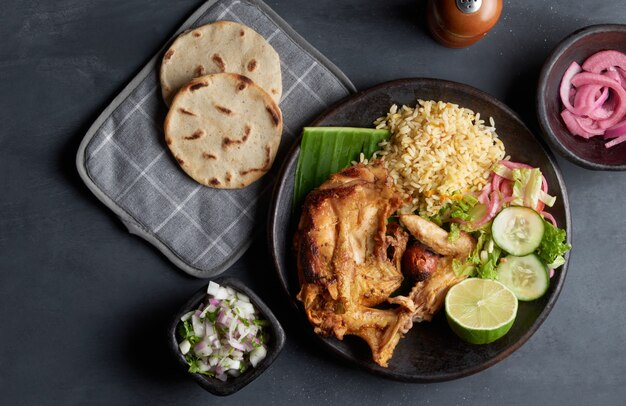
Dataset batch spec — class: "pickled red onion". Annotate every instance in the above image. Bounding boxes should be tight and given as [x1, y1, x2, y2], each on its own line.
[559, 50, 626, 148]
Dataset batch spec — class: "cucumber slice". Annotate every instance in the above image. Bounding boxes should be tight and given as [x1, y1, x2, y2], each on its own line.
[491, 206, 544, 256]
[497, 254, 549, 301]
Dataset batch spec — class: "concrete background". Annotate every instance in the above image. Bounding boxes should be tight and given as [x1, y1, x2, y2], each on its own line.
[1, 0, 625, 404]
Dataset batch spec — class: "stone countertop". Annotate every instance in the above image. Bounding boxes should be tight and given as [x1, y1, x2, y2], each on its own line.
[1, 0, 625, 404]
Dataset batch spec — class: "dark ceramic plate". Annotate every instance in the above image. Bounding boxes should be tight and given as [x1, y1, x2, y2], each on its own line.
[537, 24, 626, 170]
[168, 277, 286, 396]
[268, 78, 571, 382]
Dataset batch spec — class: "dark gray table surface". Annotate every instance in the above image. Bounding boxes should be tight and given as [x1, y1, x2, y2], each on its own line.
[2, 0, 625, 404]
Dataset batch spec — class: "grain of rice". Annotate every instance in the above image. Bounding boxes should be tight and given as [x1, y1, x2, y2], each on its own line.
[372, 99, 506, 216]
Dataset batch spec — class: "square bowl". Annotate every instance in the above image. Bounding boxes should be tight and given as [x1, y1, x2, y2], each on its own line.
[168, 277, 286, 396]
[537, 24, 626, 170]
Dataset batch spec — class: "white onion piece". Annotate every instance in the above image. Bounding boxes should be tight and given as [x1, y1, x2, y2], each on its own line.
[214, 287, 229, 300]
[232, 350, 244, 359]
[197, 360, 211, 373]
[180, 311, 194, 322]
[237, 322, 249, 338]
[191, 315, 205, 337]
[179, 339, 191, 355]
[237, 302, 255, 316]
[249, 346, 267, 367]
[207, 281, 220, 296]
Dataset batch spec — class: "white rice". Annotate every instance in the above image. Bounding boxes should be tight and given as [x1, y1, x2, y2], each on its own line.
[370, 99, 506, 216]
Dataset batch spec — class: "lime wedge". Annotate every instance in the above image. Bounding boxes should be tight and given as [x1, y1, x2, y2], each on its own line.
[445, 278, 518, 344]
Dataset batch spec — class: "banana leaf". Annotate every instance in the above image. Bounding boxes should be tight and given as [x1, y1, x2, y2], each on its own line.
[293, 127, 390, 209]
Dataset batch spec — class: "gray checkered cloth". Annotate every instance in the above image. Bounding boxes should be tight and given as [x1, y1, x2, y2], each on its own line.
[76, 0, 355, 277]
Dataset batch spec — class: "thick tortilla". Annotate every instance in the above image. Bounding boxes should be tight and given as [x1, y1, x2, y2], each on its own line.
[160, 20, 282, 105]
[164, 73, 283, 189]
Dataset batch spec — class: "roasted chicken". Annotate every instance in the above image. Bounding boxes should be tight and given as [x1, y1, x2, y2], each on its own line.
[295, 162, 412, 367]
[294, 164, 477, 367]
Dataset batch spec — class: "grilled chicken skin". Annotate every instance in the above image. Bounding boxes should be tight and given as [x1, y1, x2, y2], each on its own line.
[295, 162, 412, 367]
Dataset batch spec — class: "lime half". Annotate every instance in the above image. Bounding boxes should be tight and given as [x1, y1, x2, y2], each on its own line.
[445, 278, 518, 344]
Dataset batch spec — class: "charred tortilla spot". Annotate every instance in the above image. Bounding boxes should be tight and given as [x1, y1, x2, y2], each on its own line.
[165, 137, 172, 145]
[226, 172, 232, 182]
[271, 89, 278, 95]
[194, 65, 206, 76]
[202, 152, 217, 160]
[212, 54, 226, 72]
[176, 158, 185, 165]
[240, 29, 245, 36]
[264, 145, 271, 168]
[192, 31, 201, 37]
[222, 137, 242, 148]
[184, 129, 205, 140]
[239, 147, 271, 176]
[235, 75, 253, 85]
[189, 82, 207, 91]
[222, 125, 252, 148]
[235, 76, 252, 92]
[247, 59, 257, 71]
[239, 167, 267, 176]
[164, 49, 174, 61]
[178, 108, 196, 116]
[209, 178, 221, 186]
[214, 104, 233, 115]
[266, 105, 280, 127]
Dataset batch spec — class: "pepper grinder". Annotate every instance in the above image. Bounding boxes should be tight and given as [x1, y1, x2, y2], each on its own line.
[427, 0, 503, 48]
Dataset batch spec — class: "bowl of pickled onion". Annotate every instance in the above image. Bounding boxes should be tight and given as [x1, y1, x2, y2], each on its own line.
[538, 24, 626, 170]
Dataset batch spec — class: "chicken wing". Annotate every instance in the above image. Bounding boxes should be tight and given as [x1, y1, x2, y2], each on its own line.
[399, 214, 474, 258]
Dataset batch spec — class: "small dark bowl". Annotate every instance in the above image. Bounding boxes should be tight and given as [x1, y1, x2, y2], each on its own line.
[537, 24, 626, 170]
[168, 277, 286, 396]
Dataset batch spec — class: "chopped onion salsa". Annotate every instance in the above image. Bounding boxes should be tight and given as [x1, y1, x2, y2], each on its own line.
[177, 282, 269, 381]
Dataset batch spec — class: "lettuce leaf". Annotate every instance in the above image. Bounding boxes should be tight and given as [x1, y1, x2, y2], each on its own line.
[536, 220, 571, 267]
[452, 258, 477, 278]
[448, 223, 460, 242]
[511, 168, 542, 209]
[476, 243, 501, 280]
